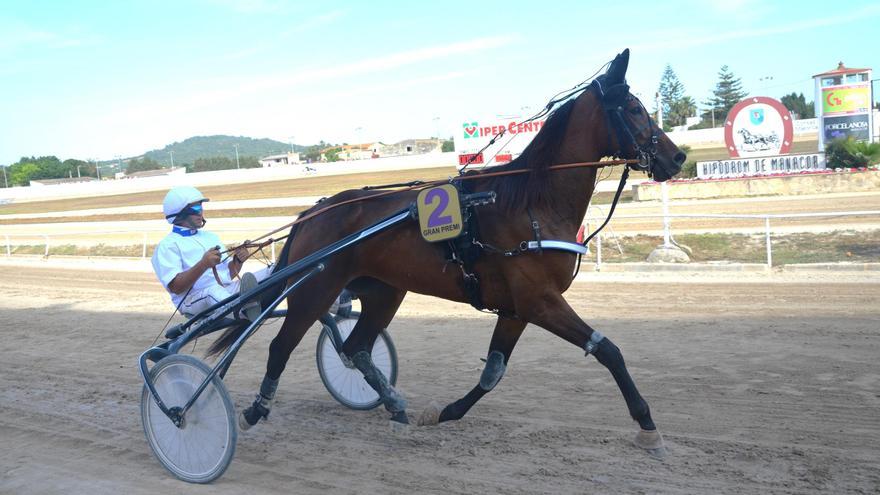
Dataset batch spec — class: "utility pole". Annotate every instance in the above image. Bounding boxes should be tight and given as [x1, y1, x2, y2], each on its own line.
[169, 150, 174, 168]
[96, 159, 101, 180]
[655, 92, 663, 130]
[1, 165, 7, 188]
[233, 144, 240, 169]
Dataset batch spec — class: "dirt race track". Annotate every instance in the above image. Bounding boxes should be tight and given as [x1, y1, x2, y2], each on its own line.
[1, 264, 878, 494]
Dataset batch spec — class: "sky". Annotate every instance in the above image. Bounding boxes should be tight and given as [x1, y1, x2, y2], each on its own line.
[1, 0, 879, 164]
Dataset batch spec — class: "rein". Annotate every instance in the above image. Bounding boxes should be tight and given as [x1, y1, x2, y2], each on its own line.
[222, 157, 638, 261]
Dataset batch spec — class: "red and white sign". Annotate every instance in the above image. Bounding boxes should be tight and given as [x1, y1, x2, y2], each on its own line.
[454, 116, 547, 168]
[724, 97, 794, 158]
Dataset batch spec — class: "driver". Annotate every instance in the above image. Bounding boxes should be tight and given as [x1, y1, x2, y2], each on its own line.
[151, 186, 271, 320]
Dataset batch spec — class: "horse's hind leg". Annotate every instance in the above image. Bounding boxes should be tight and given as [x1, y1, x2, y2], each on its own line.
[341, 280, 410, 425]
[526, 294, 665, 456]
[240, 277, 347, 430]
[418, 316, 526, 426]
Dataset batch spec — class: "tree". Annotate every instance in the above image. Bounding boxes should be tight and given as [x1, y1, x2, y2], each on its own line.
[702, 65, 748, 124]
[441, 139, 454, 152]
[324, 148, 340, 162]
[7, 156, 67, 185]
[11, 163, 40, 186]
[780, 92, 815, 119]
[126, 157, 163, 174]
[63, 158, 96, 178]
[657, 65, 697, 130]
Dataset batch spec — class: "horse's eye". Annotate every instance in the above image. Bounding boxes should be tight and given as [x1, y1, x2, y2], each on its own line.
[629, 106, 642, 115]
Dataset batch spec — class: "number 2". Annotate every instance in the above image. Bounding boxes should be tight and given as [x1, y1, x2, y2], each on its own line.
[425, 188, 453, 227]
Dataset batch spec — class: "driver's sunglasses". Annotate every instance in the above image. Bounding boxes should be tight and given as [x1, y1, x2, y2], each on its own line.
[188, 203, 203, 214]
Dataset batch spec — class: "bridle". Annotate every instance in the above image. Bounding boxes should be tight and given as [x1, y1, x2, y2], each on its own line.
[576, 78, 661, 251]
[590, 78, 660, 178]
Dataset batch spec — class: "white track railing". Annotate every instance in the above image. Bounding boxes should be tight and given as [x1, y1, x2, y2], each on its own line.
[2, 211, 879, 268]
[586, 210, 880, 270]
[0, 228, 279, 261]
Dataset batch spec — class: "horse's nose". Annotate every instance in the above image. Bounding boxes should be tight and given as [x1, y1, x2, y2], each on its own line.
[673, 150, 687, 165]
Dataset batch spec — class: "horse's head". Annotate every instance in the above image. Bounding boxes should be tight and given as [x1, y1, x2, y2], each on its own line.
[591, 49, 685, 182]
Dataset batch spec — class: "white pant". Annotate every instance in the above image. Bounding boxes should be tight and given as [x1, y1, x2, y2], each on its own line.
[181, 266, 272, 317]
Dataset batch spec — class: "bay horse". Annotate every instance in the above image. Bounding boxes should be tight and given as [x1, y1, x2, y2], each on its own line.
[210, 49, 685, 456]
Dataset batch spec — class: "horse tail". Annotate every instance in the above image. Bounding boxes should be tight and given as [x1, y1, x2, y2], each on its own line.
[205, 205, 314, 358]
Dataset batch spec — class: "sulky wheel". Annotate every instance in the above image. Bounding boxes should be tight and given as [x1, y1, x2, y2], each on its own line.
[141, 354, 237, 484]
[316, 316, 398, 410]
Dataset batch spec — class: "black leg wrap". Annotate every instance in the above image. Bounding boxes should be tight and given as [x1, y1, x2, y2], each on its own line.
[351, 351, 407, 416]
[479, 350, 507, 391]
[241, 394, 273, 429]
[439, 386, 486, 423]
[259, 376, 279, 401]
[591, 336, 656, 431]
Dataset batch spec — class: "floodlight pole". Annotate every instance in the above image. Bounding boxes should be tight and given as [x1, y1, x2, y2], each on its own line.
[2, 165, 7, 188]
[234, 144, 240, 169]
[169, 151, 174, 168]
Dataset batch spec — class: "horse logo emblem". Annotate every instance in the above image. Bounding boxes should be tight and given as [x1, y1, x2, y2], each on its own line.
[750, 108, 764, 126]
[462, 122, 478, 139]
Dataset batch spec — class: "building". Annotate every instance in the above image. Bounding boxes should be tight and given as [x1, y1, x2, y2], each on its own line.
[118, 167, 186, 180]
[29, 177, 99, 187]
[378, 138, 442, 157]
[259, 152, 301, 167]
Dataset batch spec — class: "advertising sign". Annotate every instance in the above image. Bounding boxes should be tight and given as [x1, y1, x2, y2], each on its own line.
[454, 116, 547, 168]
[723, 97, 794, 158]
[821, 85, 871, 115]
[823, 114, 871, 142]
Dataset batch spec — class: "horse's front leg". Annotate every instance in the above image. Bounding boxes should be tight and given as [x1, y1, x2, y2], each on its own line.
[527, 294, 666, 457]
[418, 315, 526, 425]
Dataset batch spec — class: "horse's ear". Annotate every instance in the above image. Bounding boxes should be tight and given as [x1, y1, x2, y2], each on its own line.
[606, 48, 630, 83]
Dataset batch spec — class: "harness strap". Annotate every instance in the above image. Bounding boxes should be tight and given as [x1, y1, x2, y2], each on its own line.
[581, 167, 629, 247]
[527, 207, 542, 253]
[220, 158, 637, 258]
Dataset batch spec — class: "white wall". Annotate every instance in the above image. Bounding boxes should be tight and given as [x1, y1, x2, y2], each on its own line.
[0, 152, 459, 204]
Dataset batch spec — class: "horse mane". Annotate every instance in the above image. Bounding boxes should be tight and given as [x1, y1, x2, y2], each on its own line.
[470, 98, 577, 213]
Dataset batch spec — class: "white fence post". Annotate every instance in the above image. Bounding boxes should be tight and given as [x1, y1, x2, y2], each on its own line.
[596, 234, 602, 271]
[661, 181, 672, 247]
[5, 235, 10, 256]
[44, 235, 49, 257]
[765, 217, 772, 268]
[584, 221, 590, 255]
[142, 233, 148, 259]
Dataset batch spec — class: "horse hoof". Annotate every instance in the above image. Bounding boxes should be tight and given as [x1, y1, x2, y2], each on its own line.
[389, 419, 411, 435]
[634, 429, 667, 459]
[239, 411, 255, 431]
[417, 401, 442, 427]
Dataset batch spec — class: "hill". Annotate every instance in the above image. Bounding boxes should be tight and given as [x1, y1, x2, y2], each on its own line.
[141, 135, 303, 167]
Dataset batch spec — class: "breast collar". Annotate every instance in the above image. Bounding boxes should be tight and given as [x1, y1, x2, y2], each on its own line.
[172, 226, 199, 237]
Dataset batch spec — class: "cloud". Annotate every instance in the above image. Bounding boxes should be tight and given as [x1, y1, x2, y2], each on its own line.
[630, 4, 880, 53]
[0, 21, 97, 53]
[222, 9, 348, 61]
[109, 35, 516, 120]
[198, 0, 288, 14]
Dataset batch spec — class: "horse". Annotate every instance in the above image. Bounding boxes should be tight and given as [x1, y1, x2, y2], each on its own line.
[209, 49, 686, 456]
[738, 128, 777, 151]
